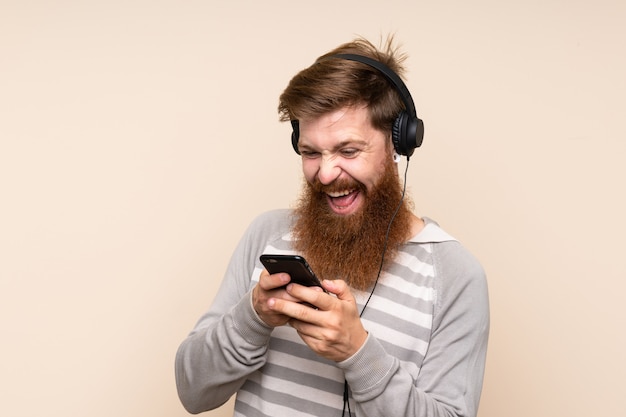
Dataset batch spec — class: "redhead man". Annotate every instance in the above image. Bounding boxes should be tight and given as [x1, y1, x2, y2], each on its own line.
[176, 36, 489, 417]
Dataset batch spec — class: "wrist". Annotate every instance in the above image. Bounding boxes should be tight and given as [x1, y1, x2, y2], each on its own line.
[337, 333, 396, 396]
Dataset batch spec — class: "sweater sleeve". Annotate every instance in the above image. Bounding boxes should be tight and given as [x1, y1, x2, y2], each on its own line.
[338, 241, 490, 417]
[174, 211, 289, 414]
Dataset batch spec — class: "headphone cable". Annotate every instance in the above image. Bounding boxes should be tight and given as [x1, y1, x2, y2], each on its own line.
[341, 156, 410, 417]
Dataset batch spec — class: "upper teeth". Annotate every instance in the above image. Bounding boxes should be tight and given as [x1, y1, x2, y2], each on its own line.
[327, 190, 353, 198]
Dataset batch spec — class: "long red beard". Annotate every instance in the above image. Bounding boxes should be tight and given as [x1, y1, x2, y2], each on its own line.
[291, 158, 414, 291]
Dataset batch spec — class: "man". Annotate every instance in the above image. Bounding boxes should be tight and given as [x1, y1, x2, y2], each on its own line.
[175, 37, 489, 417]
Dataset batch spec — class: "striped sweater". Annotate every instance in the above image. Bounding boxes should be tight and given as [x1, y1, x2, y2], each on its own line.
[176, 209, 489, 417]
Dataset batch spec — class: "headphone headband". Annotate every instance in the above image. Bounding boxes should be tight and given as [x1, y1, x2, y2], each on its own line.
[330, 53, 418, 119]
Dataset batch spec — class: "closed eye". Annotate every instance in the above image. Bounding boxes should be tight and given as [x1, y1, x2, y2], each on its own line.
[340, 148, 360, 158]
[299, 149, 321, 159]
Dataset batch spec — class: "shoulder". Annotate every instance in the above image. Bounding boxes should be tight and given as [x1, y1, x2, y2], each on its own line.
[432, 240, 485, 281]
[412, 219, 488, 316]
[412, 218, 485, 282]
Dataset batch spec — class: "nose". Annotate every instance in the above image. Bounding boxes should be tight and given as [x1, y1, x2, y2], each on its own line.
[317, 154, 341, 185]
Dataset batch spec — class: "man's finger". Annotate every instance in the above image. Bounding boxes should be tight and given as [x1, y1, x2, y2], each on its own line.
[259, 269, 291, 290]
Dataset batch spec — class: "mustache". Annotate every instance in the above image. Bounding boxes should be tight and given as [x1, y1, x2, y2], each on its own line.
[308, 177, 366, 194]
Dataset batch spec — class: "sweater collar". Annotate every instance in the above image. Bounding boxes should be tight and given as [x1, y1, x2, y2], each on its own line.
[408, 217, 458, 244]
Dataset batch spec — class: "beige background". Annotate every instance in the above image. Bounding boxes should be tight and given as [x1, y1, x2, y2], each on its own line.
[1, 1, 624, 416]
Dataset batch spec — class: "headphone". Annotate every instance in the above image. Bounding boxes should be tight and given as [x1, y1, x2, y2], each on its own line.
[290, 53, 424, 158]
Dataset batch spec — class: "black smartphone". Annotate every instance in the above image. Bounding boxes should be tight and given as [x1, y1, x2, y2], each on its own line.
[259, 254, 322, 288]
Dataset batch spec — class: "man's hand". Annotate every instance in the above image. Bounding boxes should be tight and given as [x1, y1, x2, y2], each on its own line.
[267, 279, 368, 362]
[252, 270, 302, 327]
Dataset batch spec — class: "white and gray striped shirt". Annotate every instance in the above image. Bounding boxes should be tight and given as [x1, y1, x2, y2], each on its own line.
[176, 209, 489, 417]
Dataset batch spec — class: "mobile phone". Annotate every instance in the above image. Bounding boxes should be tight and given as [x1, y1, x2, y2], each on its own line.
[259, 254, 322, 288]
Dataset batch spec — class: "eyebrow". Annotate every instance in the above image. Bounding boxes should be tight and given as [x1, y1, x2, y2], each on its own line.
[299, 139, 368, 153]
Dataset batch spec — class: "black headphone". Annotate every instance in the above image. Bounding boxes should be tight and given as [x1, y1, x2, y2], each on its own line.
[290, 53, 424, 158]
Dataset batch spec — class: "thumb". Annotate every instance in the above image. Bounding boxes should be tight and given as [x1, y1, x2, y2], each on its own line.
[322, 279, 353, 301]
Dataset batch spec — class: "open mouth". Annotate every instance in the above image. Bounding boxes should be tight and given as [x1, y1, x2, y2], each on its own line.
[326, 189, 360, 214]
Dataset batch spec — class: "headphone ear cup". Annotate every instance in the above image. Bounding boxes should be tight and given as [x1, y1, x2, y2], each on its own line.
[291, 120, 301, 154]
[392, 111, 424, 157]
[392, 111, 407, 156]
[407, 116, 424, 153]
